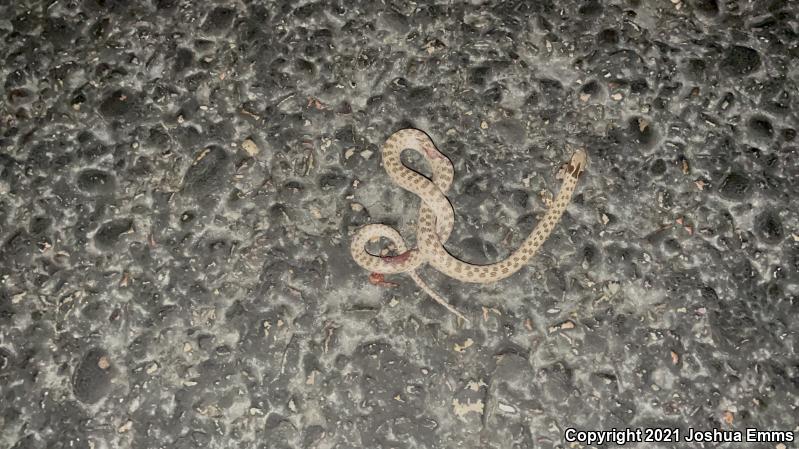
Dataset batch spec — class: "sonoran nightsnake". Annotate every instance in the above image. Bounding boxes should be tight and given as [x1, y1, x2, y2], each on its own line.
[350, 129, 587, 321]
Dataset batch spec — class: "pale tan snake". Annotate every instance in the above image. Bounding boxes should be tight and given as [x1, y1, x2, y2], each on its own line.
[351, 129, 587, 321]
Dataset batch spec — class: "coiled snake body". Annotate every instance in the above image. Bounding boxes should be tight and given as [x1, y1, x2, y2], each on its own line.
[350, 129, 587, 321]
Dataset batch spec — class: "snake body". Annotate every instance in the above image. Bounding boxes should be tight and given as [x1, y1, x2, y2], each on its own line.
[350, 129, 587, 320]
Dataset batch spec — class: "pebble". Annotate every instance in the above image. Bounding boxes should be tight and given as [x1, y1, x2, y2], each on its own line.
[241, 138, 259, 156]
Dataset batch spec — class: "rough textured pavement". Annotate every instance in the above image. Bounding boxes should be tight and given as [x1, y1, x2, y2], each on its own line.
[1, 1, 798, 448]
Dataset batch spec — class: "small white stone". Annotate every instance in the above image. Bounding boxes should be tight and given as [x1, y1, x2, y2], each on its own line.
[498, 403, 517, 414]
[118, 421, 133, 433]
[241, 139, 259, 156]
[146, 363, 158, 374]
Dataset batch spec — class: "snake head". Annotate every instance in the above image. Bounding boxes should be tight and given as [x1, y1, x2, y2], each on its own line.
[567, 149, 587, 177]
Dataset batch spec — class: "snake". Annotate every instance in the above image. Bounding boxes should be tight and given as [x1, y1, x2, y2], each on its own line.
[350, 128, 587, 321]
